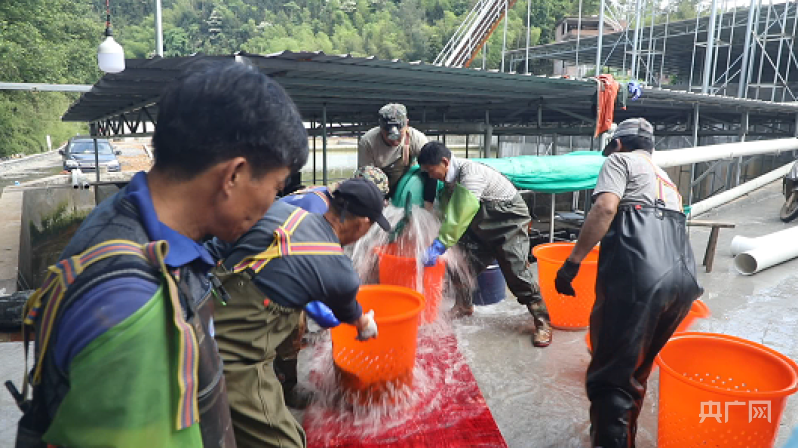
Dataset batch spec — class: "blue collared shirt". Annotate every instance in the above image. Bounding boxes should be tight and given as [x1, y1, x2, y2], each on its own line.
[55, 172, 214, 370]
[278, 187, 331, 215]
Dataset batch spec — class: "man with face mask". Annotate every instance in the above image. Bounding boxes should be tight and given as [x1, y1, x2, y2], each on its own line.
[358, 103, 438, 208]
[554, 118, 703, 448]
[205, 178, 390, 448]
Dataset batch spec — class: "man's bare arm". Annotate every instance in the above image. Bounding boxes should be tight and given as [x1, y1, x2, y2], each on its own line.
[567, 192, 620, 263]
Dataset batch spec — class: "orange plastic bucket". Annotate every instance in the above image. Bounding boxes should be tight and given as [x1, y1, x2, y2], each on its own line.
[532, 242, 599, 329]
[375, 244, 446, 324]
[656, 332, 798, 447]
[585, 299, 711, 352]
[331, 285, 425, 404]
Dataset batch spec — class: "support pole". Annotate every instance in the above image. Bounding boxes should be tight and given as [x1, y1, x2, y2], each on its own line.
[736, 112, 749, 186]
[738, 0, 758, 98]
[702, 0, 719, 94]
[630, 0, 643, 79]
[484, 110, 492, 157]
[466, 134, 470, 158]
[155, 0, 164, 57]
[526, 0, 532, 74]
[312, 119, 317, 184]
[549, 194, 556, 243]
[595, 0, 606, 76]
[322, 104, 328, 185]
[501, 0, 509, 72]
[689, 104, 700, 204]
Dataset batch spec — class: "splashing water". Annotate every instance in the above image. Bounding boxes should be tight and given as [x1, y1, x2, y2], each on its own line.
[301, 204, 484, 442]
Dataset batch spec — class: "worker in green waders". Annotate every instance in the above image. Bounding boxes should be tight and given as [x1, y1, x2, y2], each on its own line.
[272, 166, 389, 409]
[205, 178, 388, 448]
[418, 141, 553, 347]
[9, 62, 309, 448]
[554, 118, 703, 448]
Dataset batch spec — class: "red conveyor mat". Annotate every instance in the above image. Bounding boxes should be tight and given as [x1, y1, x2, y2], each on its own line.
[303, 325, 508, 448]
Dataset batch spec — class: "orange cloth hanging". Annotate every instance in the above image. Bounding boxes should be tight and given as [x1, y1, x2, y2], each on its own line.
[595, 74, 620, 137]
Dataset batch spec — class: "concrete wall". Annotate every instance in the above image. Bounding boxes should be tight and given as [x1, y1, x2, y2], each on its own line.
[0, 189, 23, 295]
[19, 186, 96, 290]
[0, 172, 133, 293]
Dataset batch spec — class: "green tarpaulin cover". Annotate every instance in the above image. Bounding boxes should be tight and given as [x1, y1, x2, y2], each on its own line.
[392, 152, 607, 208]
[471, 151, 606, 193]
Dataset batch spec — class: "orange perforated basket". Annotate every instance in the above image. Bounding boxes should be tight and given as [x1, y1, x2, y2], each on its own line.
[376, 244, 446, 324]
[585, 298, 711, 352]
[331, 285, 426, 404]
[656, 332, 798, 448]
[533, 242, 599, 329]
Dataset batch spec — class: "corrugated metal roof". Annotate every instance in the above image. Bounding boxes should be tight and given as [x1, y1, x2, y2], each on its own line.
[62, 51, 798, 130]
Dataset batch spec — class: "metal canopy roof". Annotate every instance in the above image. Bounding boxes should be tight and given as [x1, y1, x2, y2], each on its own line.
[509, 2, 796, 82]
[62, 51, 798, 135]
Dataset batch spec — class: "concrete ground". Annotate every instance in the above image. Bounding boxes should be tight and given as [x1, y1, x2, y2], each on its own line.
[454, 181, 798, 448]
[1, 181, 797, 447]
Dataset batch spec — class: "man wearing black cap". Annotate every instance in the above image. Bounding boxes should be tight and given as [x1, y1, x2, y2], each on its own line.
[554, 118, 702, 448]
[205, 178, 389, 448]
[358, 103, 438, 207]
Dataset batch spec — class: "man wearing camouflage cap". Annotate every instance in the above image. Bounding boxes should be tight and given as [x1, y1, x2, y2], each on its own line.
[358, 103, 437, 207]
[554, 118, 702, 448]
[279, 165, 390, 214]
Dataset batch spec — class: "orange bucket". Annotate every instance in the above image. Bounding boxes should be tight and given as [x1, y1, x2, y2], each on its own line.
[656, 332, 798, 447]
[331, 285, 425, 404]
[532, 242, 599, 329]
[585, 299, 711, 352]
[375, 244, 446, 324]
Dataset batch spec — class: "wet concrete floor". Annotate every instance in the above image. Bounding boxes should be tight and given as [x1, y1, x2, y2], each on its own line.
[453, 181, 798, 447]
[1, 182, 797, 447]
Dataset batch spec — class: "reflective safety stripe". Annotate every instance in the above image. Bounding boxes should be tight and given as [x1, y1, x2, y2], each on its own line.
[22, 239, 200, 430]
[233, 208, 344, 275]
[637, 154, 683, 207]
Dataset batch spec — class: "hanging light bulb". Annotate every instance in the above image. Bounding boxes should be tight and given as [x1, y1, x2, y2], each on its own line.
[97, 0, 125, 73]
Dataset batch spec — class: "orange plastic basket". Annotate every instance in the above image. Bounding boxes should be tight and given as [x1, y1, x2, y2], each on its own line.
[331, 285, 426, 404]
[376, 244, 446, 324]
[656, 332, 798, 448]
[532, 242, 599, 329]
[585, 298, 711, 352]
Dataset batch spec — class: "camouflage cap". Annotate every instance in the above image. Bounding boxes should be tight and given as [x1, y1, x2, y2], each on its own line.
[328, 166, 389, 197]
[378, 103, 408, 141]
[612, 117, 654, 140]
[353, 165, 389, 196]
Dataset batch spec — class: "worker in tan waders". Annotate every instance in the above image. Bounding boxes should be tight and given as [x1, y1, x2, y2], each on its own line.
[554, 118, 703, 448]
[358, 103, 438, 208]
[418, 141, 553, 347]
[205, 178, 390, 448]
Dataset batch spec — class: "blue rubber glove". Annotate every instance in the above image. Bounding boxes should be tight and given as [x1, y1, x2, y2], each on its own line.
[628, 81, 642, 101]
[423, 239, 447, 267]
[305, 301, 341, 328]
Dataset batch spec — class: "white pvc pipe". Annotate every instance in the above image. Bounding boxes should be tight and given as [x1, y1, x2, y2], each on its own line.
[734, 228, 798, 275]
[688, 162, 792, 217]
[729, 226, 797, 256]
[653, 138, 798, 168]
[71, 169, 81, 189]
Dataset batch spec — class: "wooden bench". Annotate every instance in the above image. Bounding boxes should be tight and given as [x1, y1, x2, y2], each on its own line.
[686, 220, 736, 273]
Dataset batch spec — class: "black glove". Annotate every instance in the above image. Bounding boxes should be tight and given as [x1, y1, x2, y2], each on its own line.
[554, 260, 581, 296]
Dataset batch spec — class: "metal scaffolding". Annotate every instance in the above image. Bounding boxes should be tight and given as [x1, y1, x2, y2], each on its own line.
[507, 0, 798, 102]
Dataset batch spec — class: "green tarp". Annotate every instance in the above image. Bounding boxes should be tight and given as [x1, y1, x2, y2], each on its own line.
[471, 151, 606, 194]
[392, 152, 607, 208]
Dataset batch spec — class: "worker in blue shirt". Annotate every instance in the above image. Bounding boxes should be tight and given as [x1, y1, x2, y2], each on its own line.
[265, 165, 388, 407]
[12, 62, 309, 448]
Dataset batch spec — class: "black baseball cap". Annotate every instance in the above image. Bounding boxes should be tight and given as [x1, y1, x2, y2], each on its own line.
[332, 178, 391, 231]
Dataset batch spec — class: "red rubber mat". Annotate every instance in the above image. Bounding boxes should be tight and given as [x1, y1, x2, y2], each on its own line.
[303, 324, 507, 448]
